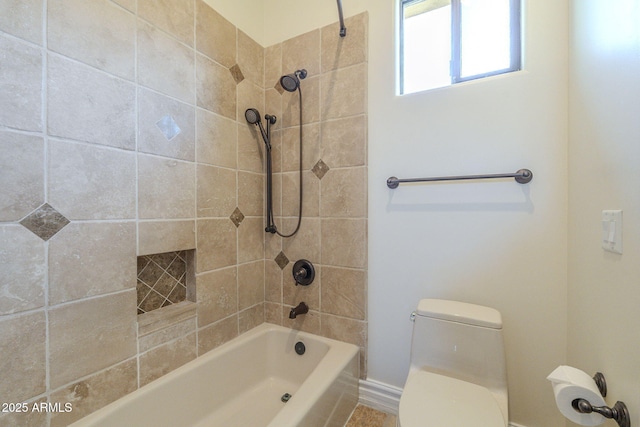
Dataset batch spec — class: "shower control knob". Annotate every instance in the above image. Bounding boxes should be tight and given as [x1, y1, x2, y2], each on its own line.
[292, 259, 315, 286]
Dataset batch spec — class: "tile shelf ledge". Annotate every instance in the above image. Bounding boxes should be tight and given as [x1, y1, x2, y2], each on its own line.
[137, 301, 197, 337]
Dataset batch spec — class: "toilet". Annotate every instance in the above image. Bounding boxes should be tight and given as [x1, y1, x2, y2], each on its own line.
[397, 299, 509, 427]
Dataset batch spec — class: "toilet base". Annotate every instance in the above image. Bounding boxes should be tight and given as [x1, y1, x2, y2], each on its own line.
[397, 371, 507, 427]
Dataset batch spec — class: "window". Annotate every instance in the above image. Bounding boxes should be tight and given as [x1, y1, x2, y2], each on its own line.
[400, 0, 521, 94]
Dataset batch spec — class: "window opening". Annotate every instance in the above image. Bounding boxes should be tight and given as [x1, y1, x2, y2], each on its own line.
[400, 0, 521, 94]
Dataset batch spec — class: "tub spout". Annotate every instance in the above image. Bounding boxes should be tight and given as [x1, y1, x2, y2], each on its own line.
[289, 302, 309, 319]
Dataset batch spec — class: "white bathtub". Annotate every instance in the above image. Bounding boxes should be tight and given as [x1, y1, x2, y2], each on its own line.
[70, 323, 360, 427]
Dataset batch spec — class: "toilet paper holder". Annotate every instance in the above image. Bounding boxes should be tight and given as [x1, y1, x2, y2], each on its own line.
[592, 372, 607, 397]
[572, 372, 630, 427]
[572, 399, 629, 427]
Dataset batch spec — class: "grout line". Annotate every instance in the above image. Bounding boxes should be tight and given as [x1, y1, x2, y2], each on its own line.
[41, 1, 52, 425]
[191, 0, 200, 356]
[234, 22, 241, 338]
[45, 287, 136, 312]
[134, 0, 142, 390]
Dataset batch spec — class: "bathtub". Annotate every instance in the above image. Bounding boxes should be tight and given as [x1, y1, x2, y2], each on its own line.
[70, 323, 360, 427]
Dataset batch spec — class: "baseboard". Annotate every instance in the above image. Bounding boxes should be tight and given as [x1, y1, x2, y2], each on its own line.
[358, 379, 402, 415]
[358, 379, 527, 427]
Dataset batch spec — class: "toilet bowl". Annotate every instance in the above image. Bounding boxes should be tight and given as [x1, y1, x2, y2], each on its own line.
[398, 371, 506, 427]
[397, 299, 508, 426]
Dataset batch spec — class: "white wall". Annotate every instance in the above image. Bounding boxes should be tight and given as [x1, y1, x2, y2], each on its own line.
[568, 1, 640, 426]
[232, 1, 570, 425]
[367, 2, 569, 426]
[203, 0, 362, 48]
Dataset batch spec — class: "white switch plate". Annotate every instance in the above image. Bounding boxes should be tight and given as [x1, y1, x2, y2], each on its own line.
[602, 210, 623, 254]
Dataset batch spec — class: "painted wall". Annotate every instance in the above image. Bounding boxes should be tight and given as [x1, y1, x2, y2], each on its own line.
[568, 1, 640, 426]
[263, 1, 569, 426]
[369, 2, 568, 426]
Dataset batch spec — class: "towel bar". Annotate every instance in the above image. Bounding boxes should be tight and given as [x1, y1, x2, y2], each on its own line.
[386, 169, 533, 189]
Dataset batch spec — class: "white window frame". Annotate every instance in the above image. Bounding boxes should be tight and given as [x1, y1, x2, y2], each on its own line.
[399, 0, 522, 94]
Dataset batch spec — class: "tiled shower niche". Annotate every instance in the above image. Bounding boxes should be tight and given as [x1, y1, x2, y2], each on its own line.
[137, 250, 195, 314]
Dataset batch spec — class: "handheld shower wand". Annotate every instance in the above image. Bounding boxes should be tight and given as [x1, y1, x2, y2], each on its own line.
[244, 108, 275, 151]
[245, 108, 278, 233]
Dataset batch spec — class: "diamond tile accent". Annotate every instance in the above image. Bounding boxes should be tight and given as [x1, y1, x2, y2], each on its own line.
[312, 159, 330, 180]
[230, 64, 245, 84]
[155, 115, 181, 141]
[274, 251, 289, 270]
[274, 80, 284, 95]
[230, 207, 245, 228]
[19, 203, 70, 241]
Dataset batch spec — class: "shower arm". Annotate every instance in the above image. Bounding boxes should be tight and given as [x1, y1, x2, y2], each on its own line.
[337, 0, 347, 37]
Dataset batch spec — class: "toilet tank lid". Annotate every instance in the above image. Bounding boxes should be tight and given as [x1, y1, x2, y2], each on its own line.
[416, 299, 502, 329]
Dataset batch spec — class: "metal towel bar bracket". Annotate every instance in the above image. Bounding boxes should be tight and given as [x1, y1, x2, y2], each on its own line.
[386, 169, 533, 189]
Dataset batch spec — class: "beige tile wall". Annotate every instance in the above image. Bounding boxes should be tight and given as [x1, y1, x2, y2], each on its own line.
[0, 0, 367, 424]
[264, 13, 369, 376]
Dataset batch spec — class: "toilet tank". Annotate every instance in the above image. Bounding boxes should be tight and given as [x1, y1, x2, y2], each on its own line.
[410, 299, 508, 394]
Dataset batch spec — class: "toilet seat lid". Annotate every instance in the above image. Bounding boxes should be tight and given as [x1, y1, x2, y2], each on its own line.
[399, 371, 506, 427]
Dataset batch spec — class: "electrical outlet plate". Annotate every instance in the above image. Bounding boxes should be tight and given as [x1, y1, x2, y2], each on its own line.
[602, 210, 623, 254]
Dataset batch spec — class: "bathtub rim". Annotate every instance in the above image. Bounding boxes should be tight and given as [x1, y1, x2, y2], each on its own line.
[69, 322, 360, 427]
[267, 324, 360, 426]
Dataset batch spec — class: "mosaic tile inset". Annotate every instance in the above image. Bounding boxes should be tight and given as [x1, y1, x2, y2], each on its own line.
[137, 251, 187, 314]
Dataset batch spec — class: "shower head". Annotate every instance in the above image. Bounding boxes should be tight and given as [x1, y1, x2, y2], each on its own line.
[280, 69, 307, 92]
[245, 108, 261, 125]
[245, 108, 270, 149]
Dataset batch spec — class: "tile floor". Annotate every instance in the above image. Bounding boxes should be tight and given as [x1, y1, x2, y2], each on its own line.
[345, 405, 397, 427]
